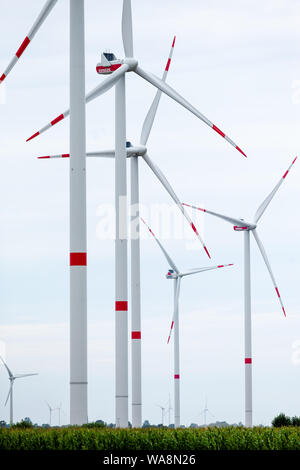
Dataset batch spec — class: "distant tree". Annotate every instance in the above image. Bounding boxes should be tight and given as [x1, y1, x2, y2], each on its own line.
[142, 420, 150, 428]
[190, 423, 198, 428]
[0, 420, 7, 428]
[272, 413, 292, 427]
[13, 418, 34, 429]
[291, 416, 300, 426]
[82, 420, 106, 428]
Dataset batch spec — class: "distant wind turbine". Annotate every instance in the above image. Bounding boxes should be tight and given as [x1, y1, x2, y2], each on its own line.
[140, 217, 233, 428]
[183, 157, 297, 427]
[0, 356, 38, 426]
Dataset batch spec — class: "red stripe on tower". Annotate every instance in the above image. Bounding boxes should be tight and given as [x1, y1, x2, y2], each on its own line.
[16, 37, 30, 58]
[245, 358, 252, 364]
[132, 331, 141, 339]
[174, 374, 180, 379]
[115, 301, 128, 311]
[70, 252, 87, 266]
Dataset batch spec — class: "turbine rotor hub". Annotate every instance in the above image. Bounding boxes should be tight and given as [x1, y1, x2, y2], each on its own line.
[124, 58, 138, 71]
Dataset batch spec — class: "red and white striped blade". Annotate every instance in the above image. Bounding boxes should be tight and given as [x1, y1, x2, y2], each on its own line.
[180, 263, 233, 277]
[140, 36, 176, 146]
[140, 217, 179, 273]
[167, 278, 181, 344]
[27, 64, 128, 142]
[182, 202, 250, 230]
[143, 154, 211, 258]
[252, 229, 286, 317]
[135, 66, 247, 158]
[37, 153, 70, 159]
[0, 0, 58, 84]
[254, 157, 297, 223]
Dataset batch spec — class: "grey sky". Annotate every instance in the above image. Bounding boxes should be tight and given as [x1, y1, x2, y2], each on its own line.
[0, 0, 299, 426]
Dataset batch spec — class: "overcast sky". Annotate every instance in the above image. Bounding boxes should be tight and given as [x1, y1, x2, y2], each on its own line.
[0, 0, 300, 427]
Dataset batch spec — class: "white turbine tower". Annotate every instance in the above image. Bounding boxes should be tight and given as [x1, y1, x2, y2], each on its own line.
[27, 0, 246, 428]
[183, 156, 297, 427]
[0, 356, 38, 426]
[1, 0, 87, 425]
[35, 37, 211, 428]
[140, 218, 233, 428]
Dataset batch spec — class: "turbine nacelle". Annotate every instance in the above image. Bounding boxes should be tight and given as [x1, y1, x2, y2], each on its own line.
[96, 52, 123, 75]
[166, 269, 178, 279]
[233, 221, 256, 231]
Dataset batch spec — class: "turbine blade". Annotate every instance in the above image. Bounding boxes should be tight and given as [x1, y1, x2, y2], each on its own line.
[4, 383, 13, 407]
[27, 64, 129, 141]
[182, 203, 251, 229]
[140, 217, 179, 273]
[140, 36, 176, 146]
[14, 373, 38, 379]
[254, 157, 297, 223]
[143, 154, 210, 258]
[122, 0, 134, 57]
[167, 278, 181, 344]
[252, 229, 286, 317]
[0, 0, 58, 84]
[0, 356, 13, 379]
[37, 146, 145, 160]
[180, 263, 233, 277]
[135, 66, 247, 157]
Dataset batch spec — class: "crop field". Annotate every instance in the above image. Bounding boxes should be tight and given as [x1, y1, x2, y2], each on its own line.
[1, 426, 300, 451]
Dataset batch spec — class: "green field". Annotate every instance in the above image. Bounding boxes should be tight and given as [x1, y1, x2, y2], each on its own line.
[1, 426, 300, 450]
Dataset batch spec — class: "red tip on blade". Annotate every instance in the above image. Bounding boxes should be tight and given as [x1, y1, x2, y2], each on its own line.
[0, 73, 6, 83]
[217, 265, 224, 268]
[292, 156, 298, 164]
[236, 146, 247, 158]
[37, 156, 50, 159]
[165, 58, 171, 71]
[167, 336, 170, 344]
[16, 36, 30, 58]
[228, 264, 234, 266]
[282, 306, 286, 317]
[204, 246, 211, 259]
[275, 287, 280, 298]
[172, 36, 176, 47]
[62, 154, 70, 158]
[26, 131, 40, 142]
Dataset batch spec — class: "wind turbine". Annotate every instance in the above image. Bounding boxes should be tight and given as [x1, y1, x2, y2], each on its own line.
[27, 0, 246, 428]
[1, 0, 87, 425]
[156, 404, 166, 426]
[199, 397, 214, 426]
[46, 402, 57, 427]
[183, 156, 297, 427]
[0, 356, 38, 426]
[35, 37, 210, 428]
[140, 218, 233, 428]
